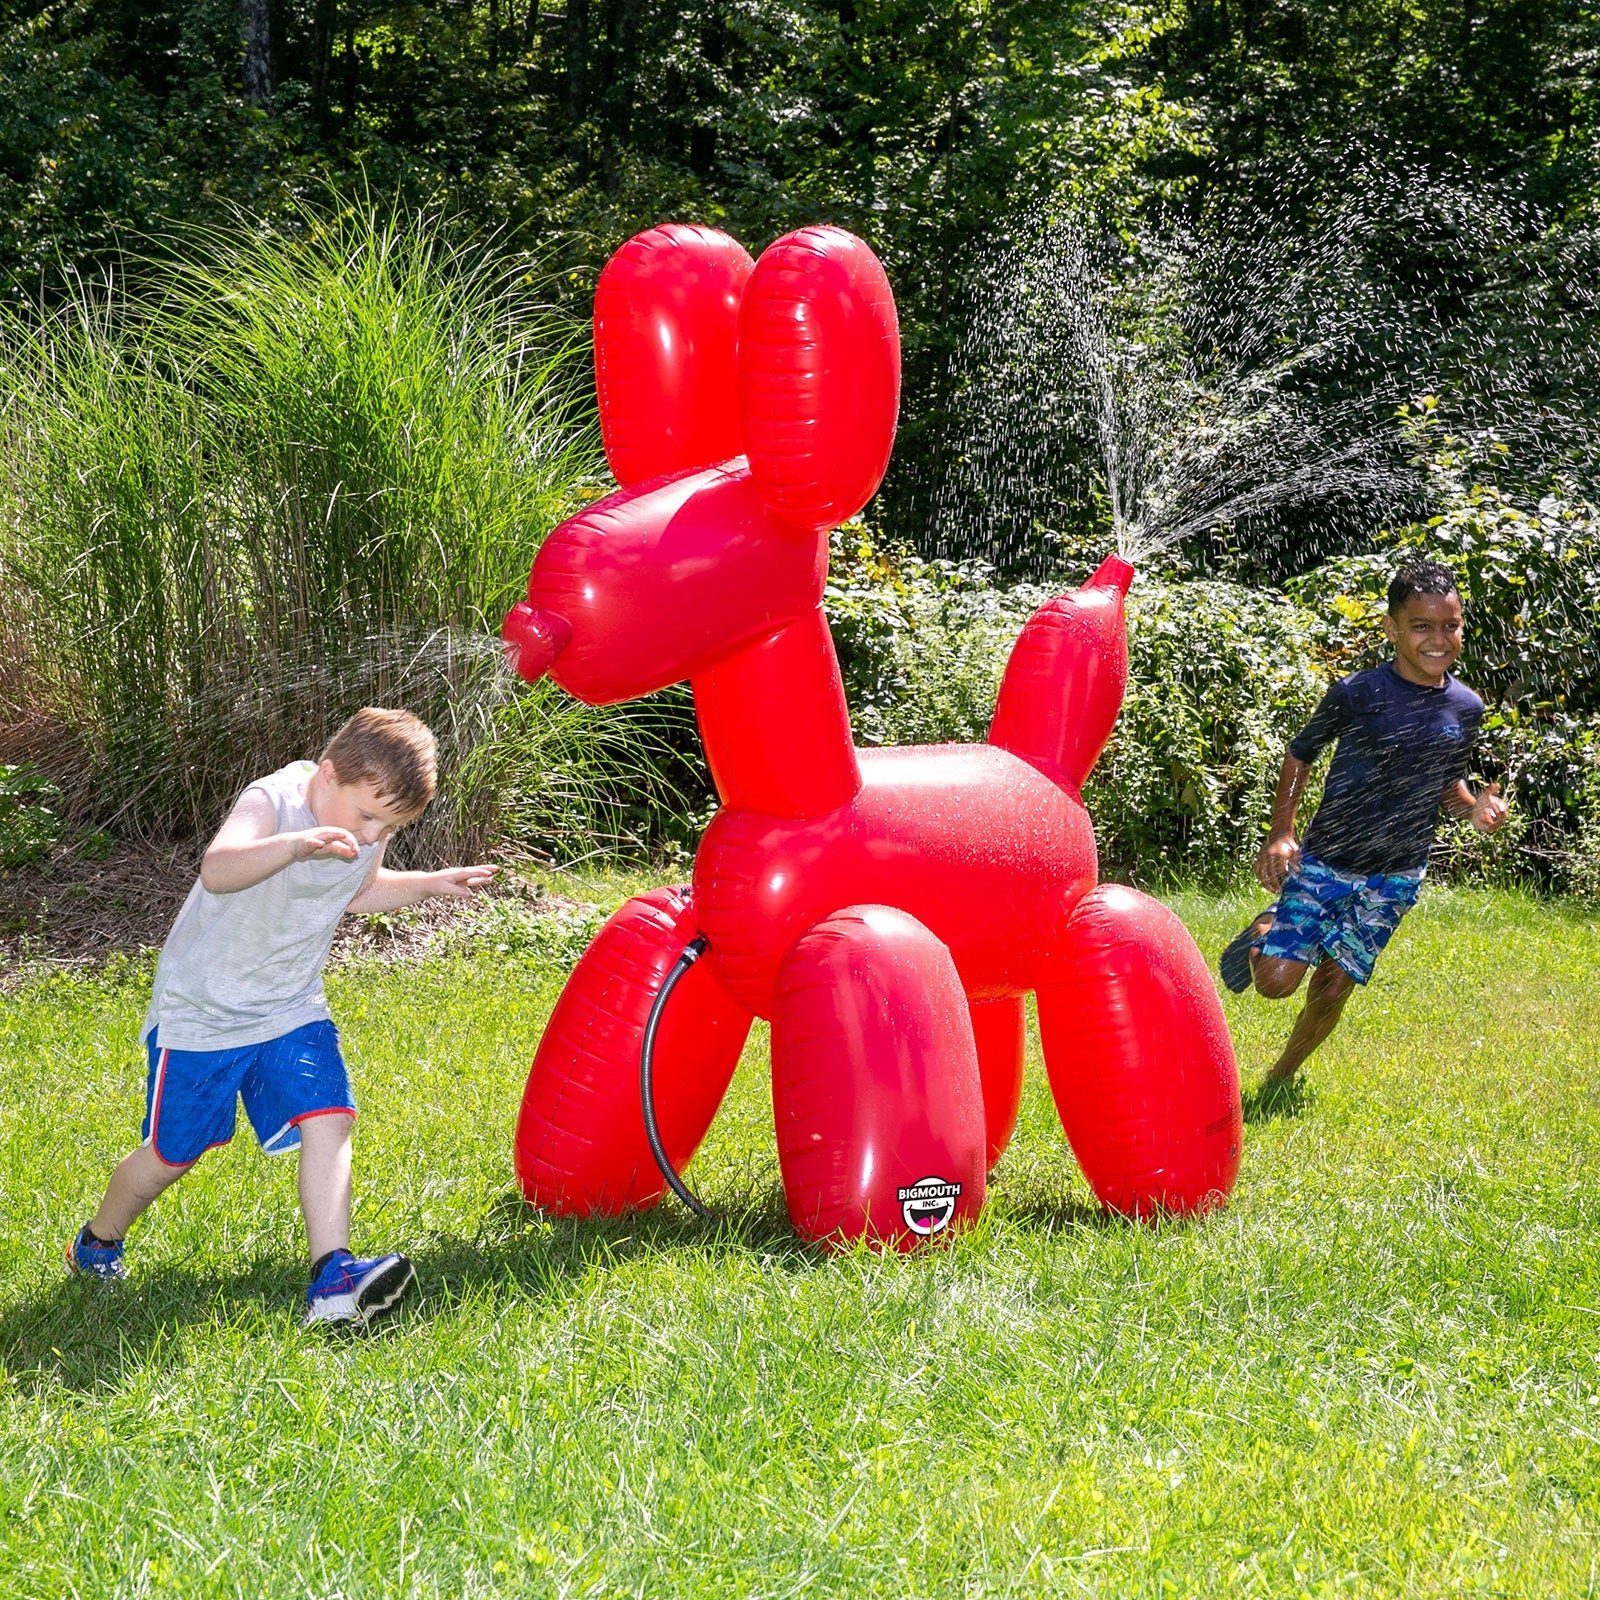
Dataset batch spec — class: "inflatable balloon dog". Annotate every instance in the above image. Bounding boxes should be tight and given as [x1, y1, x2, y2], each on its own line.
[503, 223, 1242, 1248]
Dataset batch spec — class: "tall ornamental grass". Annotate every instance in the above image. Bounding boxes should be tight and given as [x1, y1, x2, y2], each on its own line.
[0, 205, 621, 859]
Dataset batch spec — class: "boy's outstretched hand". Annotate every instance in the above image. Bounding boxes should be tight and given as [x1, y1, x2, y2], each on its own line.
[429, 865, 499, 898]
[346, 862, 499, 915]
[1469, 781, 1509, 834]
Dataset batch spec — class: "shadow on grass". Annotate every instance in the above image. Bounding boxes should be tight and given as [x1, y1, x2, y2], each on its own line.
[1, 1177, 1190, 1393]
[0, 1251, 312, 1394]
[417, 1183, 815, 1297]
[980, 1190, 1113, 1231]
[413, 1183, 1108, 1277]
[0, 1185, 817, 1393]
[1243, 1076, 1312, 1124]
[426, 1180, 1130, 1289]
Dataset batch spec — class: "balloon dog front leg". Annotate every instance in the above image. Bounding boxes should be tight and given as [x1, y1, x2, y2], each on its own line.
[514, 886, 753, 1214]
[770, 905, 988, 1249]
[1035, 886, 1243, 1218]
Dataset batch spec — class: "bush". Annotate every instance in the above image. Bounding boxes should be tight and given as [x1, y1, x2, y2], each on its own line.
[1095, 580, 1327, 881]
[826, 524, 1043, 748]
[826, 527, 1329, 883]
[0, 762, 63, 867]
[0, 202, 599, 861]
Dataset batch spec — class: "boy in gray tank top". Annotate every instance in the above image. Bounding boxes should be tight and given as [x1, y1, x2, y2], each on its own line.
[67, 708, 496, 1326]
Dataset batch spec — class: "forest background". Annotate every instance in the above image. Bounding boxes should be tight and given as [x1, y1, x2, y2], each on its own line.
[2, 0, 1599, 897]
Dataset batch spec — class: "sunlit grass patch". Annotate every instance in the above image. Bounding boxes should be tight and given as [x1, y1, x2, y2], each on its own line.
[2, 884, 1597, 1597]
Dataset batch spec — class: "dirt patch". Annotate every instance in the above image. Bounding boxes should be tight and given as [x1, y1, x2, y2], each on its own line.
[0, 840, 591, 991]
[1, 839, 197, 978]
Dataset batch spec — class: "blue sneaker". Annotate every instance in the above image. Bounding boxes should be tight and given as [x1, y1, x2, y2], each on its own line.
[66, 1224, 126, 1281]
[305, 1248, 414, 1327]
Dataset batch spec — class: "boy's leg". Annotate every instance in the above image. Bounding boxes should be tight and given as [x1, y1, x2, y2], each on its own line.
[241, 1022, 413, 1323]
[239, 1022, 357, 1264]
[1243, 857, 1350, 1085]
[1251, 951, 1312, 1000]
[72, 1030, 241, 1270]
[296, 1112, 354, 1264]
[1259, 864, 1420, 1085]
[90, 1145, 195, 1240]
[1247, 853, 1354, 1006]
[1263, 956, 1356, 1086]
[299, 1117, 413, 1325]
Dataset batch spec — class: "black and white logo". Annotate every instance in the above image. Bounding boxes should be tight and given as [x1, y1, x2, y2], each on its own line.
[897, 1176, 962, 1235]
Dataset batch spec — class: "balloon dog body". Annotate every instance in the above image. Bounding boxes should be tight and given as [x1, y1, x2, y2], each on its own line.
[504, 223, 1242, 1248]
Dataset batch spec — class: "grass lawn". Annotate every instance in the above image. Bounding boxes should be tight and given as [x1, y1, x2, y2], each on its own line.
[2, 880, 1598, 1598]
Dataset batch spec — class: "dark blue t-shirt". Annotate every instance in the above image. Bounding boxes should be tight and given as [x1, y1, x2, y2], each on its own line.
[1290, 662, 1484, 875]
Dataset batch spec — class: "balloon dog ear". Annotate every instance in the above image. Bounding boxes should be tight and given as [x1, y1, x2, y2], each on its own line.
[738, 227, 901, 533]
[594, 224, 754, 487]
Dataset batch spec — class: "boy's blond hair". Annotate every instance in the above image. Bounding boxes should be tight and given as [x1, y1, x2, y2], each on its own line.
[322, 708, 437, 816]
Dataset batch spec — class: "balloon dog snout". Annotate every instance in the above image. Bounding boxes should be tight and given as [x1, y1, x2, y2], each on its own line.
[501, 602, 571, 684]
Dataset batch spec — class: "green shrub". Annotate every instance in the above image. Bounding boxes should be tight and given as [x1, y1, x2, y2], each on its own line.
[1095, 580, 1327, 881]
[0, 762, 63, 867]
[826, 524, 1042, 747]
[0, 202, 599, 862]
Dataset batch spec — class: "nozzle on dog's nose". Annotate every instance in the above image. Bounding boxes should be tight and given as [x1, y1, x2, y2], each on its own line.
[501, 603, 572, 684]
[1086, 554, 1134, 597]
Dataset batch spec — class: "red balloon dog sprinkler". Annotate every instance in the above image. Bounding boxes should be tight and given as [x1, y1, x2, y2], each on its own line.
[503, 223, 1242, 1249]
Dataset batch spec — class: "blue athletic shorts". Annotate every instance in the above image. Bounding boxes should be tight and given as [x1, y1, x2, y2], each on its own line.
[1256, 852, 1423, 985]
[142, 1020, 356, 1167]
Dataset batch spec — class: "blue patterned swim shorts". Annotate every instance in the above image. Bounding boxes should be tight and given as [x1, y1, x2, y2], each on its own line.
[1256, 852, 1423, 985]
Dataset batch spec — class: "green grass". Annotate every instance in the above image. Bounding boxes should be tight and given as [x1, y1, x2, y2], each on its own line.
[2, 884, 1598, 1597]
[0, 202, 600, 853]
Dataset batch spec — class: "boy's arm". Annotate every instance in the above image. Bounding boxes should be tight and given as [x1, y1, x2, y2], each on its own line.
[345, 861, 498, 914]
[1439, 705, 1507, 833]
[1441, 778, 1509, 833]
[200, 789, 362, 894]
[1255, 753, 1311, 891]
[1253, 678, 1350, 892]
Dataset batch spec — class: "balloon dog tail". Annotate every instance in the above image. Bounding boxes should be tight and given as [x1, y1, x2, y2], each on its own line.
[641, 934, 715, 1220]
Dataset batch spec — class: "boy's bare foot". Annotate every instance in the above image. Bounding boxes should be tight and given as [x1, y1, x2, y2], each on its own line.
[1219, 909, 1276, 994]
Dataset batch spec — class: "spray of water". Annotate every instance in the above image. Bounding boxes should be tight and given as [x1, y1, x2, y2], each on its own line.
[0, 602, 701, 869]
[928, 209, 1421, 577]
[902, 164, 1600, 893]
[923, 160, 1600, 581]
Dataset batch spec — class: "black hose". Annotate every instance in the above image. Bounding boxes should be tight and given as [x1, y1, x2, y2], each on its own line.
[640, 933, 713, 1220]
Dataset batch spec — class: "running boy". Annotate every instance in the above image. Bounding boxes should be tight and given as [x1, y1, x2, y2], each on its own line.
[1219, 562, 1509, 1086]
[67, 708, 496, 1325]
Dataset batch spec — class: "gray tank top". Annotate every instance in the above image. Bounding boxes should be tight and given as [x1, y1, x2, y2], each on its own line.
[141, 761, 380, 1051]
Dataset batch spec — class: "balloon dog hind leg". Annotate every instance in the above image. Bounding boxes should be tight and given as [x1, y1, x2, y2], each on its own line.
[1035, 885, 1243, 1219]
[969, 995, 1026, 1174]
[769, 904, 988, 1250]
